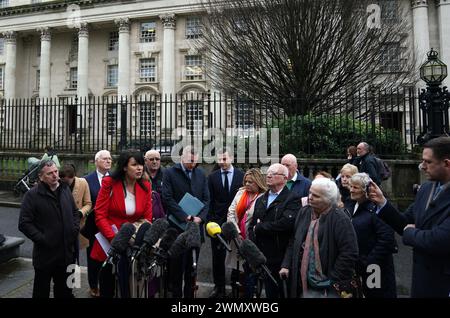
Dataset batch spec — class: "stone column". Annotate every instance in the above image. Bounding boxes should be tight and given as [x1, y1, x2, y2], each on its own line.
[159, 14, 176, 136]
[38, 27, 51, 98]
[77, 23, 89, 98]
[437, 0, 450, 87]
[411, 1, 430, 69]
[115, 18, 130, 99]
[2, 31, 17, 100]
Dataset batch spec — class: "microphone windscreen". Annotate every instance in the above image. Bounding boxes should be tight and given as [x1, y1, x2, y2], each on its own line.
[133, 222, 152, 248]
[185, 222, 201, 249]
[144, 218, 169, 246]
[159, 228, 179, 252]
[206, 222, 221, 238]
[111, 222, 135, 253]
[240, 239, 266, 268]
[221, 222, 238, 241]
[168, 231, 187, 259]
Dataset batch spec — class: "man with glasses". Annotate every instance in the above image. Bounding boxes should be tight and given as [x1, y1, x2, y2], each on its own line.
[248, 163, 301, 298]
[144, 149, 164, 194]
[19, 159, 80, 298]
[82, 149, 112, 297]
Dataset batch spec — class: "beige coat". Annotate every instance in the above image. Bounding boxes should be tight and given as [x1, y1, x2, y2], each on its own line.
[225, 187, 263, 270]
[72, 177, 92, 249]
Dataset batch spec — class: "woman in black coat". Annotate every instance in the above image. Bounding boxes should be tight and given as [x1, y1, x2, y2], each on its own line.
[347, 173, 397, 298]
[280, 178, 359, 298]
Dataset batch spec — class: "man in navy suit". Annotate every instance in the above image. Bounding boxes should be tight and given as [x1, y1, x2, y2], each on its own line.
[281, 154, 311, 197]
[83, 149, 112, 297]
[162, 146, 210, 298]
[207, 148, 244, 298]
[370, 136, 450, 298]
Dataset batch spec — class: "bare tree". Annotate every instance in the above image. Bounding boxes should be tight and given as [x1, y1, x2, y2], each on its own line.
[199, 0, 416, 116]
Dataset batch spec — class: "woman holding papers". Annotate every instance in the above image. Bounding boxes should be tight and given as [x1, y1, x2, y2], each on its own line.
[90, 151, 152, 297]
[226, 168, 267, 297]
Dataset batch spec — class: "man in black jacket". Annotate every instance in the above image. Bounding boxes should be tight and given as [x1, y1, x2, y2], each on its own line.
[356, 142, 381, 185]
[249, 163, 300, 298]
[19, 159, 80, 298]
[162, 146, 210, 298]
[207, 148, 244, 298]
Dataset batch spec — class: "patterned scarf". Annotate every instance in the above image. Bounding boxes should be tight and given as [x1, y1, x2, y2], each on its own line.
[300, 211, 331, 297]
[235, 190, 258, 239]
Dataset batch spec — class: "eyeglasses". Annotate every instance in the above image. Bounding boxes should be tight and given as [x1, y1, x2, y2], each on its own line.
[146, 157, 160, 161]
[266, 173, 286, 178]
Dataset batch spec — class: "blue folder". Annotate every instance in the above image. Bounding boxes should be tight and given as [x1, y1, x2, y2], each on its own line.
[168, 192, 205, 230]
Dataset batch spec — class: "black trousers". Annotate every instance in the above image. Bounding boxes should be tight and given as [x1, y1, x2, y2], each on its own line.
[210, 236, 227, 288]
[98, 256, 130, 298]
[86, 239, 102, 289]
[33, 265, 73, 298]
[167, 247, 200, 298]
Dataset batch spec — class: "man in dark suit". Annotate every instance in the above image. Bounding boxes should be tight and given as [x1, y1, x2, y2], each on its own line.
[82, 149, 112, 297]
[369, 136, 450, 298]
[19, 159, 80, 298]
[207, 148, 244, 298]
[281, 154, 311, 197]
[356, 142, 381, 186]
[249, 163, 300, 298]
[162, 146, 210, 298]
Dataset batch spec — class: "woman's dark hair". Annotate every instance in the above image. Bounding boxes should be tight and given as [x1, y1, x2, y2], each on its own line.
[111, 151, 148, 192]
[59, 163, 76, 178]
[347, 146, 357, 158]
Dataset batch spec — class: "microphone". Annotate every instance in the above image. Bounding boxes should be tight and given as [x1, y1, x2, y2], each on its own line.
[206, 222, 232, 252]
[148, 228, 179, 268]
[221, 221, 242, 255]
[130, 222, 152, 262]
[168, 231, 188, 259]
[102, 222, 135, 268]
[185, 222, 201, 269]
[133, 218, 169, 261]
[240, 239, 278, 286]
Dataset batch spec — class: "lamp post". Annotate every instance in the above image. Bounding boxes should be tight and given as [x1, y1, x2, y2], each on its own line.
[417, 49, 450, 145]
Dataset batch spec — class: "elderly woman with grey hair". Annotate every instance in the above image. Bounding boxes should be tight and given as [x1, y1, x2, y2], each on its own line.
[347, 173, 397, 298]
[279, 178, 359, 298]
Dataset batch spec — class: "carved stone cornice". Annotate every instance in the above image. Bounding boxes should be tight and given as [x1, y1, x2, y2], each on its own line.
[78, 22, 89, 37]
[411, 0, 428, 8]
[2, 31, 16, 44]
[37, 27, 51, 41]
[437, 0, 450, 6]
[114, 18, 130, 33]
[159, 14, 176, 29]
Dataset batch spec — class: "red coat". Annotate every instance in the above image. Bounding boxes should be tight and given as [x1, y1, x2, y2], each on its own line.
[90, 176, 152, 262]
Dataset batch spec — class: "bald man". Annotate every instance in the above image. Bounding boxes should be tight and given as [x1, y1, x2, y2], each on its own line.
[144, 149, 164, 194]
[281, 154, 311, 197]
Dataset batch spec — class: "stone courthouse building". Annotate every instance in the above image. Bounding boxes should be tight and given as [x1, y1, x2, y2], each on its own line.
[0, 0, 449, 150]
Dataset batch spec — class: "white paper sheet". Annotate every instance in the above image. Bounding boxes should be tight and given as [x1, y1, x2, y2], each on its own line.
[95, 224, 118, 255]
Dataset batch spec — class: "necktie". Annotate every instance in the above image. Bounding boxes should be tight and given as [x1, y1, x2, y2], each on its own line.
[433, 184, 442, 200]
[223, 170, 229, 194]
[186, 169, 192, 180]
[286, 180, 294, 190]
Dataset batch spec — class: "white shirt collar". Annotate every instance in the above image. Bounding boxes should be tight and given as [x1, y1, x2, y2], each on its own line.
[221, 165, 234, 174]
[290, 172, 298, 182]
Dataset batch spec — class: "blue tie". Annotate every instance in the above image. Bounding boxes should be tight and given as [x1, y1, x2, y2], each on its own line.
[223, 171, 230, 194]
[186, 169, 192, 180]
[433, 184, 442, 200]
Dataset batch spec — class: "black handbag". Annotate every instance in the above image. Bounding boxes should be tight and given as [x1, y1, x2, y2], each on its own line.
[80, 210, 97, 240]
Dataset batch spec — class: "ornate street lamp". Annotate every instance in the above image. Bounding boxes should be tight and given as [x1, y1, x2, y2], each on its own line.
[417, 49, 450, 145]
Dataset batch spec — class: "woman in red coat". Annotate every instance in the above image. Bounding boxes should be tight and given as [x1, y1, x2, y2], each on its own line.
[91, 151, 152, 297]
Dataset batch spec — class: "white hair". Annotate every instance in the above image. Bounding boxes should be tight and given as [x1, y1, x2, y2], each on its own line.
[268, 163, 289, 177]
[95, 150, 111, 161]
[311, 178, 339, 206]
[350, 173, 371, 193]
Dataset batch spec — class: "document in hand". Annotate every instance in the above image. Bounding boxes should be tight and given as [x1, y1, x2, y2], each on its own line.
[168, 192, 205, 230]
